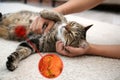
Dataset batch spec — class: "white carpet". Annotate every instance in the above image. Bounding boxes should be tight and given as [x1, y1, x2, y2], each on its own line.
[0, 39, 120, 80]
[0, 3, 120, 80]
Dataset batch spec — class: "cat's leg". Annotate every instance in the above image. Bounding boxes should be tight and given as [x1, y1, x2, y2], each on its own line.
[40, 9, 67, 23]
[6, 38, 40, 71]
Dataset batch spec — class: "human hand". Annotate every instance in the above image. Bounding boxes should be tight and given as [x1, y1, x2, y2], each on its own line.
[30, 16, 54, 34]
[56, 41, 89, 57]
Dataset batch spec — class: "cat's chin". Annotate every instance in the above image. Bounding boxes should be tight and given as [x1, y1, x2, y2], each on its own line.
[57, 23, 66, 45]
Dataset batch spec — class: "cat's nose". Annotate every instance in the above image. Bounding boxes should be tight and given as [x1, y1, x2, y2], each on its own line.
[65, 27, 71, 33]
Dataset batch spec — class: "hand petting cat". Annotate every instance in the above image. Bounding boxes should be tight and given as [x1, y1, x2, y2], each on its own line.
[56, 41, 89, 57]
[30, 17, 54, 34]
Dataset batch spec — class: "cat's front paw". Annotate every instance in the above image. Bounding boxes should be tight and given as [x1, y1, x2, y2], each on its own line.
[6, 52, 19, 71]
[40, 9, 67, 23]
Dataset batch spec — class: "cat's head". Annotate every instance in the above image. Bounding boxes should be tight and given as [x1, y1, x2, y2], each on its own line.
[57, 21, 92, 47]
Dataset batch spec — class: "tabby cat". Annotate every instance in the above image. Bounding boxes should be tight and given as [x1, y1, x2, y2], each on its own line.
[0, 10, 92, 71]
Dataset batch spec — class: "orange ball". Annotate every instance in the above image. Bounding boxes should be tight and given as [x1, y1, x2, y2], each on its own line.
[38, 54, 63, 78]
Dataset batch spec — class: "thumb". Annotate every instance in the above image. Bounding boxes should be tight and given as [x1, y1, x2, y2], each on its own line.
[44, 21, 54, 33]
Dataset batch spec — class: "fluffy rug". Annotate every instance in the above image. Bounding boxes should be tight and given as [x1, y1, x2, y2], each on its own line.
[0, 3, 120, 80]
[0, 38, 120, 80]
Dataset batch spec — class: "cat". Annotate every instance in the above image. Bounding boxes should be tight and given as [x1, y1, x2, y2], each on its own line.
[0, 10, 92, 71]
[0, 10, 39, 41]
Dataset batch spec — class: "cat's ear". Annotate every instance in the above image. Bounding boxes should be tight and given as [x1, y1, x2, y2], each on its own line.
[84, 24, 93, 32]
[83, 24, 93, 40]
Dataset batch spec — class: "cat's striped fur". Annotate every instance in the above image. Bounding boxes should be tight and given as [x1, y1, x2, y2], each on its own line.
[0, 10, 92, 71]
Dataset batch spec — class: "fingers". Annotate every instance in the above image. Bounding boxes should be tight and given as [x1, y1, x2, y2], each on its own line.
[35, 18, 44, 34]
[56, 41, 72, 57]
[44, 21, 54, 34]
[56, 41, 89, 57]
[30, 16, 39, 32]
[65, 46, 89, 57]
[30, 17, 44, 34]
[56, 41, 64, 53]
[65, 46, 83, 54]
[30, 16, 55, 34]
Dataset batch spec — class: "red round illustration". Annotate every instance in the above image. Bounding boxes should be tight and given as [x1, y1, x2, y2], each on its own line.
[14, 25, 26, 38]
[38, 54, 63, 78]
